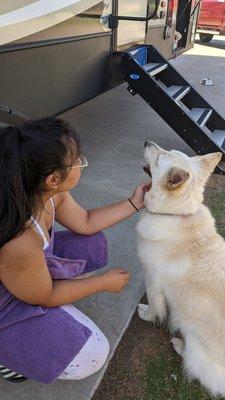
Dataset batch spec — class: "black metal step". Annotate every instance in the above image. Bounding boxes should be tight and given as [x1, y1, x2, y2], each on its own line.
[211, 130, 225, 149]
[143, 63, 168, 77]
[189, 108, 212, 127]
[166, 85, 190, 101]
[117, 45, 225, 174]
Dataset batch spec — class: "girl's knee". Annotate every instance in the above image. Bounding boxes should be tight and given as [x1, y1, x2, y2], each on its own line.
[58, 332, 110, 381]
[91, 231, 108, 266]
[98, 333, 110, 367]
[81, 231, 108, 273]
[84, 331, 110, 373]
[78, 335, 109, 380]
[54, 229, 108, 272]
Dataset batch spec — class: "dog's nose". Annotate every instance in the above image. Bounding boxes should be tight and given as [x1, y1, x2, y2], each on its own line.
[144, 141, 157, 148]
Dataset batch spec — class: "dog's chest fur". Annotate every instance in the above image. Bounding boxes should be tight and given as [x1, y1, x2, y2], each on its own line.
[136, 208, 209, 283]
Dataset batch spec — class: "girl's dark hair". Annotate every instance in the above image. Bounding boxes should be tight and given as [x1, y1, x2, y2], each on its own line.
[0, 117, 80, 248]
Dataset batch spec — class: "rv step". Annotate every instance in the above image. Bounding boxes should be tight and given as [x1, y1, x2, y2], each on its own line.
[166, 85, 190, 101]
[117, 45, 225, 173]
[189, 108, 212, 127]
[212, 130, 225, 149]
[143, 63, 168, 76]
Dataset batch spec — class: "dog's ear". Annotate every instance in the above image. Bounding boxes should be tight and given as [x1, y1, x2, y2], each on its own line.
[165, 167, 190, 191]
[195, 152, 222, 173]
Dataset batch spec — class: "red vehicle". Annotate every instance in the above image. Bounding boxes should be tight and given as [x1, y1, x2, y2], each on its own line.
[197, 0, 225, 42]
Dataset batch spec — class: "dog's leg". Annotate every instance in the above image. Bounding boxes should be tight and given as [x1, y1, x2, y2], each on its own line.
[138, 278, 167, 322]
[171, 337, 184, 356]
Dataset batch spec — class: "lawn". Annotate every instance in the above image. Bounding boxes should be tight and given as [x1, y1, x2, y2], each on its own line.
[146, 354, 212, 400]
[94, 174, 225, 400]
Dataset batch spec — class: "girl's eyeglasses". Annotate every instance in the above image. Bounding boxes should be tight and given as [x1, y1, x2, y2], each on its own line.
[70, 155, 88, 171]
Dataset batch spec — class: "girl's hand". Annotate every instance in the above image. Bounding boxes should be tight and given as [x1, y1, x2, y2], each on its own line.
[130, 181, 152, 211]
[102, 268, 130, 293]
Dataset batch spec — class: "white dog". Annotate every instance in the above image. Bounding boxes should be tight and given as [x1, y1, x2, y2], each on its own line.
[137, 141, 225, 396]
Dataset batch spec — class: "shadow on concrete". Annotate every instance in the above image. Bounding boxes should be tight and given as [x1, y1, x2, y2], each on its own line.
[195, 38, 225, 51]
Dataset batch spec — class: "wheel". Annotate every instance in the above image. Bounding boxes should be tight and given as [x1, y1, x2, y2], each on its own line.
[199, 33, 214, 42]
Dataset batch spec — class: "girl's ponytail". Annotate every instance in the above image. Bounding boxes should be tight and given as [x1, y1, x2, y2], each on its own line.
[0, 125, 30, 248]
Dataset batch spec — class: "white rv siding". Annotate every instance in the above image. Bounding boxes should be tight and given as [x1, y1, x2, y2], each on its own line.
[0, 0, 106, 45]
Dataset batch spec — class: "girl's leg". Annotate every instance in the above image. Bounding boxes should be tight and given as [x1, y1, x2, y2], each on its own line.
[53, 231, 108, 274]
[57, 304, 109, 380]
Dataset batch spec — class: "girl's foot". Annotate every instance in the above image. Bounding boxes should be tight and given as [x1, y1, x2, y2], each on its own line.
[0, 365, 27, 383]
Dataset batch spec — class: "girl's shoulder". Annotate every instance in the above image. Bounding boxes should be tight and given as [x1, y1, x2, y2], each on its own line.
[0, 226, 43, 265]
[0, 228, 50, 295]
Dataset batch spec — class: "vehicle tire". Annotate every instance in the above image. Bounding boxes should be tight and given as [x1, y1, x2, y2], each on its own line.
[199, 33, 214, 42]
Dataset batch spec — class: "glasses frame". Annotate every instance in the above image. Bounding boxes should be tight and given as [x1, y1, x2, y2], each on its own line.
[70, 155, 88, 170]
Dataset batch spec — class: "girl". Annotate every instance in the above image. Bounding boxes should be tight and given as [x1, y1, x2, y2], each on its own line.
[0, 117, 150, 384]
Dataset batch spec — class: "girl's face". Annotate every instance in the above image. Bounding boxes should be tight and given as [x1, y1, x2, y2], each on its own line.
[48, 154, 88, 193]
[58, 164, 82, 192]
[45, 141, 88, 193]
[44, 167, 81, 194]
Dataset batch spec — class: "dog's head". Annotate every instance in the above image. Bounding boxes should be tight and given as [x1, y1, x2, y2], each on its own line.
[143, 142, 222, 215]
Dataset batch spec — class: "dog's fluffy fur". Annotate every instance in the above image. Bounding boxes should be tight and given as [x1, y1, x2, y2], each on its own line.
[137, 142, 225, 395]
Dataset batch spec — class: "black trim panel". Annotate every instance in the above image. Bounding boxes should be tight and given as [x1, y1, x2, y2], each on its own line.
[0, 35, 113, 121]
[0, 32, 113, 54]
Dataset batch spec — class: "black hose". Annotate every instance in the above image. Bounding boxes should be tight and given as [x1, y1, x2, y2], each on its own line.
[0, 104, 29, 120]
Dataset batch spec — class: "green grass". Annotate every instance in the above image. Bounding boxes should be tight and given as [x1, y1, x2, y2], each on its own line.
[210, 191, 225, 237]
[145, 354, 214, 400]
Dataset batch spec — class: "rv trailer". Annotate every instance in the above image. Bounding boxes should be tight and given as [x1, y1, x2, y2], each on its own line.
[0, 0, 200, 124]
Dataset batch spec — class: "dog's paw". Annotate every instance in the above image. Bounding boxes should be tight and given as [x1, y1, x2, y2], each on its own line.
[171, 337, 184, 356]
[137, 303, 155, 322]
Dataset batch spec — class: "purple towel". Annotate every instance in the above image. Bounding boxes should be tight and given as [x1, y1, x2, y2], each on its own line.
[0, 224, 108, 383]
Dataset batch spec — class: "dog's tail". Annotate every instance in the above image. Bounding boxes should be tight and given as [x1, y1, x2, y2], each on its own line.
[183, 338, 225, 396]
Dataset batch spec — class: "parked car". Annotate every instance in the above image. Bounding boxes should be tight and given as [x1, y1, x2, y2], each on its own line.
[197, 0, 225, 42]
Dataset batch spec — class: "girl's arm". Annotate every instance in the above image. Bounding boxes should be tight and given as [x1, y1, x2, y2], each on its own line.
[54, 181, 151, 235]
[0, 233, 130, 307]
[42, 268, 129, 307]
